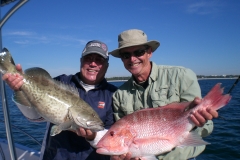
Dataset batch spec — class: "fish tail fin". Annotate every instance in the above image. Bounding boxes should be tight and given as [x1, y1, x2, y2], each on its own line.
[0, 48, 17, 74]
[202, 83, 232, 110]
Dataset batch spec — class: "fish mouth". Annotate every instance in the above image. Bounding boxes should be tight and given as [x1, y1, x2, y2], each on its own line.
[86, 121, 104, 131]
[74, 117, 104, 131]
[89, 125, 104, 132]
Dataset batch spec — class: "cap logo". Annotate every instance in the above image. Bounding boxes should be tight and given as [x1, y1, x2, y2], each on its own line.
[82, 40, 109, 59]
[89, 42, 101, 48]
[101, 43, 107, 51]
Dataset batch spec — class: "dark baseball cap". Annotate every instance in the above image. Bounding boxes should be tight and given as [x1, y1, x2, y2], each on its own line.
[82, 40, 109, 59]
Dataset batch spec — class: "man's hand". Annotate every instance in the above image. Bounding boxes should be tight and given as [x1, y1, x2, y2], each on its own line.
[76, 127, 96, 141]
[2, 64, 23, 91]
[189, 97, 218, 127]
[186, 97, 202, 110]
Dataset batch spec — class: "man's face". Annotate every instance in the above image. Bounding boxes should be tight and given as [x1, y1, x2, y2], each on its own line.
[119, 45, 152, 78]
[80, 53, 108, 85]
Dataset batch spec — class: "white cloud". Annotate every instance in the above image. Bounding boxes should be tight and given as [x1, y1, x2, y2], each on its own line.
[14, 40, 29, 44]
[186, 1, 223, 15]
[7, 31, 35, 36]
[3, 27, 92, 49]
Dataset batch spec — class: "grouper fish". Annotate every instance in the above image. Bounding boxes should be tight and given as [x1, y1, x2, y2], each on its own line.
[0, 48, 104, 136]
[96, 83, 231, 160]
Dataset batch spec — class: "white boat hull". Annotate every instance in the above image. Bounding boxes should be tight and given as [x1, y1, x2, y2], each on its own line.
[0, 138, 40, 160]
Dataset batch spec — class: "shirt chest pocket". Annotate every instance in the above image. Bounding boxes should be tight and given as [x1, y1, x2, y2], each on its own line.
[119, 96, 140, 115]
[151, 85, 180, 107]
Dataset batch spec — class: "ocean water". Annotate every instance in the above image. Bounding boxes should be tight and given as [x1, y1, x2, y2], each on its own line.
[0, 79, 239, 159]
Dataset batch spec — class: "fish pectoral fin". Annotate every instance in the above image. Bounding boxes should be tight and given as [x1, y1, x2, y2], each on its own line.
[50, 125, 62, 136]
[50, 121, 73, 136]
[178, 132, 210, 147]
[59, 120, 74, 130]
[132, 137, 174, 156]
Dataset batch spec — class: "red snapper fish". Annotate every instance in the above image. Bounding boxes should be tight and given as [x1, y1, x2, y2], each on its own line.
[96, 83, 231, 159]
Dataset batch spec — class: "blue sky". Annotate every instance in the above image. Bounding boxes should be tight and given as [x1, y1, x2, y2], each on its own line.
[1, 0, 239, 78]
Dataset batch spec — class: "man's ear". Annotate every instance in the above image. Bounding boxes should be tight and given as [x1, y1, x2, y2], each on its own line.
[80, 58, 83, 67]
[147, 48, 153, 58]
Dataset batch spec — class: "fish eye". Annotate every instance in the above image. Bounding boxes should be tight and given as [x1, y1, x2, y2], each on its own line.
[110, 131, 114, 136]
[92, 113, 96, 117]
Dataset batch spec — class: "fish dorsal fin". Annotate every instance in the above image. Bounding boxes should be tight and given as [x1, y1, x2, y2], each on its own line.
[25, 67, 79, 97]
[161, 102, 191, 112]
[135, 102, 190, 114]
[25, 67, 51, 78]
[53, 80, 80, 97]
[24, 67, 54, 87]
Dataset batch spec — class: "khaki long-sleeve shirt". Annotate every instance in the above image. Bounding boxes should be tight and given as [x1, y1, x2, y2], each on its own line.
[112, 62, 213, 160]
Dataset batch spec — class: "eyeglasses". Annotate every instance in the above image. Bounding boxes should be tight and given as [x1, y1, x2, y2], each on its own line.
[120, 46, 149, 59]
[82, 55, 106, 64]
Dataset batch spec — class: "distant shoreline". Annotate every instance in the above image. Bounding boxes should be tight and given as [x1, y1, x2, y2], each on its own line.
[107, 80, 128, 82]
[107, 77, 238, 82]
[198, 77, 238, 80]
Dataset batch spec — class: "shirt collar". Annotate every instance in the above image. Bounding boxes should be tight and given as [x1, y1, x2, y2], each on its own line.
[149, 61, 158, 82]
[130, 61, 158, 86]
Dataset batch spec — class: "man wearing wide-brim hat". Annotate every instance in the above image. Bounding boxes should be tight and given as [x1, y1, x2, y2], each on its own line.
[109, 29, 217, 160]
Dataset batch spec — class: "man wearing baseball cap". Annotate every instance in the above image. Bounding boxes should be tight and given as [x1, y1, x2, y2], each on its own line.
[2, 40, 117, 160]
[80, 40, 109, 85]
[110, 29, 218, 160]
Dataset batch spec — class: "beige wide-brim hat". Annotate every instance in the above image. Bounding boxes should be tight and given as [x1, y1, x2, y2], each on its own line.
[110, 29, 160, 58]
